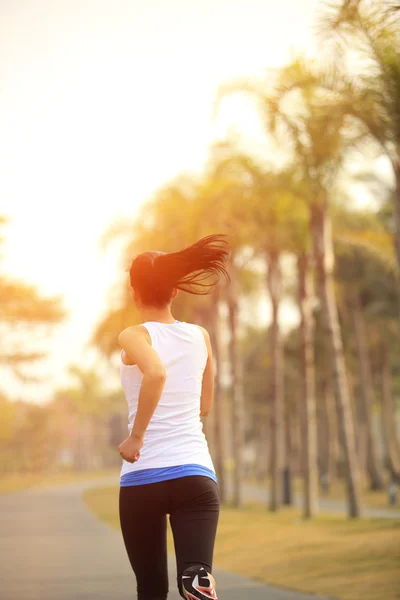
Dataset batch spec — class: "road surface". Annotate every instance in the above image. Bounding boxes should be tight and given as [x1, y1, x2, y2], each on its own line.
[0, 477, 333, 600]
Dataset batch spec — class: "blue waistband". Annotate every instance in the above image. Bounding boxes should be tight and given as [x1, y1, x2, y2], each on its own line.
[120, 464, 217, 487]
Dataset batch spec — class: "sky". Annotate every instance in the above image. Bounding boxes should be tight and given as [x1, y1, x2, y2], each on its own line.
[1, 0, 323, 402]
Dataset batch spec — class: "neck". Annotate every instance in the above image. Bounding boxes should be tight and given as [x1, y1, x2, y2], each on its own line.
[140, 305, 175, 324]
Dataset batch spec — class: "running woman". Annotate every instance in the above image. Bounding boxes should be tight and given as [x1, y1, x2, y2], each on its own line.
[118, 234, 230, 600]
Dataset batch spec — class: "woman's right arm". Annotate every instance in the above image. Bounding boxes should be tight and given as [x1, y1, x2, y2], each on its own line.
[197, 326, 214, 417]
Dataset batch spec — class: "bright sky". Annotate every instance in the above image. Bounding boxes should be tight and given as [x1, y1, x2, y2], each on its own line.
[1, 0, 321, 402]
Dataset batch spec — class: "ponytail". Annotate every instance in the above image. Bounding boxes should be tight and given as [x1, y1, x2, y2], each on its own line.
[129, 234, 230, 306]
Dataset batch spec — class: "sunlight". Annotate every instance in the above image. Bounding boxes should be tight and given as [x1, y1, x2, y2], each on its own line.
[0, 0, 318, 399]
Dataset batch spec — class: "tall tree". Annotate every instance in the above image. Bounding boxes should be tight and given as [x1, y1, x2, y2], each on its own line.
[200, 156, 258, 508]
[207, 148, 288, 510]
[297, 250, 319, 517]
[333, 206, 394, 489]
[217, 59, 363, 516]
[380, 340, 400, 480]
[318, 0, 400, 275]
[208, 143, 319, 512]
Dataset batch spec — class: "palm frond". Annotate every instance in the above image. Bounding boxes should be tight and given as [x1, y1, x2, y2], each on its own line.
[316, 0, 400, 76]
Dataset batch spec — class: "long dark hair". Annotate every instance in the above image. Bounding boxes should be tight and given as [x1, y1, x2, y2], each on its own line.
[129, 234, 230, 306]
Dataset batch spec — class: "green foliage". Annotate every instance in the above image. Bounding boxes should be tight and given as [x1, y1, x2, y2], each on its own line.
[317, 0, 400, 161]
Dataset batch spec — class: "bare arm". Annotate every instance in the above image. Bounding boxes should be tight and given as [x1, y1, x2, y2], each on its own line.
[118, 326, 166, 440]
[197, 326, 214, 417]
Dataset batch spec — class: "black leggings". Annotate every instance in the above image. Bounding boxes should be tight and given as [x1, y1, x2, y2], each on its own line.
[119, 475, 220, 600]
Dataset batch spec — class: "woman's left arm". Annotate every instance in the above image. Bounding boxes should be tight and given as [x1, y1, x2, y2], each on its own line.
[118, 326, 166, 463]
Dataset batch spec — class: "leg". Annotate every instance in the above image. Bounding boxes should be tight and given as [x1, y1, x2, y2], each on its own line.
[181, 565, 218, 600]
[119, 483, 169, 600]
[168, 476, 220, 599]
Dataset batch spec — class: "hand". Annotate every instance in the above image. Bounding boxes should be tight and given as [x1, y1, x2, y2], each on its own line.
[118, 435, 144, 463]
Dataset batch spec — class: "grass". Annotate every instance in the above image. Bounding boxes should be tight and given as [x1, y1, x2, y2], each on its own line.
[83, 484, 400, 600]
[0, 467, 120, 494]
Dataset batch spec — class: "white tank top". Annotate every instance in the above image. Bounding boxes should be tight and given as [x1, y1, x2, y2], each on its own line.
[119, 320, 216, 478]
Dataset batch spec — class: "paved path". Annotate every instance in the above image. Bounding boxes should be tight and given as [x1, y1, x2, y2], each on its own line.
[0, 477, 332, 600]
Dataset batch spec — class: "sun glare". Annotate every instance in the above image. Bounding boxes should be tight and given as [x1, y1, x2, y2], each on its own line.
[0, 0, 318, 400]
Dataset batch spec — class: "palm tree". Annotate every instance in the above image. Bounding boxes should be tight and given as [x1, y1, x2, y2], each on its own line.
[381, 339, 400, 480]
[208, 142, 320, 513]
[241, 325, 272, 481]
[207, 148, 288, 510]
[349, 295, 385, 488]
[224, 253, 245, 507]
[297, 250, 319, 517]
[200, 156, 258, 508]
[337, 199, 400, 481]
[333, 206, 394, 489]
[334, 196, 400, 483]
[216, 59, 363, 516]
[317, 0, 400, 275]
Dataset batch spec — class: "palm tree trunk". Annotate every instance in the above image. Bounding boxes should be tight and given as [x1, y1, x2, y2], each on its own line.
[321, 376, 339, 484]
[256, 406, 270, 481]
[209, 288, 227, 503]
[298, 252, 319, 518]
[355, 393, 369, 479]
[381, 341, 400, 481]
[350, 296, 385, 490]
[311, 204, 362, 517]
[290, 393, 301, 477]
[283, 394, 294, 505]
[266, 251, 284, 511]
[392, 159, 400, 278]
[226, 258, 245, 507]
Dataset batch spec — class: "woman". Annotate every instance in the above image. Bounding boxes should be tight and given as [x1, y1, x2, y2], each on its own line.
[118, 234, 230, 600]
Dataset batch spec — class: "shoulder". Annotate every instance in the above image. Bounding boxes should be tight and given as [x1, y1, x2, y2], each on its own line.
[118, 325, 151, 346]
[195, 324, 210, 341]
[193, 324, 211, 353]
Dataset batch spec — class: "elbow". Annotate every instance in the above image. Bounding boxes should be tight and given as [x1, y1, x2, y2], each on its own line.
[146, 367, 167, 381]
[200, 397, 213, 418]
[200, 407, 211, 417]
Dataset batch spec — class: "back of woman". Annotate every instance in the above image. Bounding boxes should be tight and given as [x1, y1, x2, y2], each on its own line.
[117, 234, 229, 600]
[120, 320, 214, 477]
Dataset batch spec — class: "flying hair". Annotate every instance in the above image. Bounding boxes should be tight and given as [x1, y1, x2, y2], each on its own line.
[129, 234, 231, 306]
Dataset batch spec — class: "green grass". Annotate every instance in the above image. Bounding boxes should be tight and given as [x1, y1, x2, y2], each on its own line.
[83, 484, 400, 600]
[0, 468, 119, 494]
